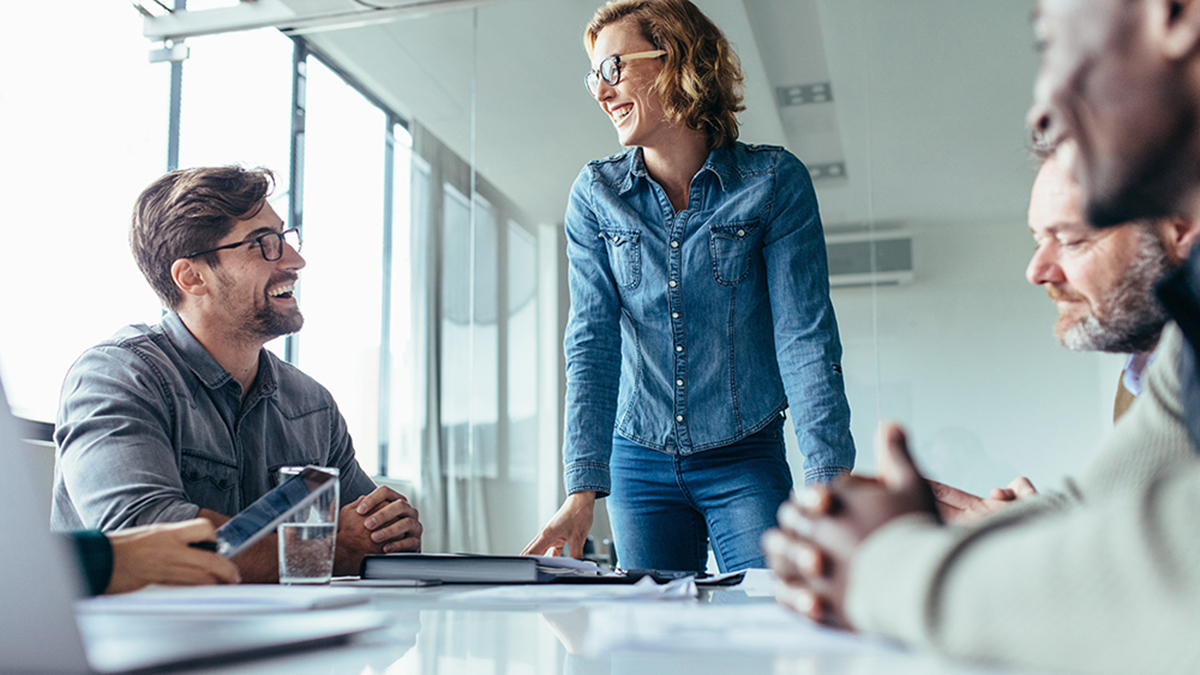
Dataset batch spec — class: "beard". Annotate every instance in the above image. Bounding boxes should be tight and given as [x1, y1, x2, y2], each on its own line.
[248, 292, 304, 342]
[1052, 227, 1172, 353]
[213, 267, 305, 344]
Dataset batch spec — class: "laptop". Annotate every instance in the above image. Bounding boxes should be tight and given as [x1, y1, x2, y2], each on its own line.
[0, 380, 389, 674]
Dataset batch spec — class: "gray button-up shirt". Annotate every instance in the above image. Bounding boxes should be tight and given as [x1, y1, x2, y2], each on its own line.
[51, 312, 377, 531]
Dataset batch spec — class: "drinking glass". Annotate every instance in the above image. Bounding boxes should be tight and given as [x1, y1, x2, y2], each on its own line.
[277, 466, 340, 584]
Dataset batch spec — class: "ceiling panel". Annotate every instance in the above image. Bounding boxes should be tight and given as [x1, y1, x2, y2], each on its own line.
[284, 0, 1042, 228]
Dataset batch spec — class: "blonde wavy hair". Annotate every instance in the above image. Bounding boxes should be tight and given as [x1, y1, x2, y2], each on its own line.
[586, 0, 745, 149]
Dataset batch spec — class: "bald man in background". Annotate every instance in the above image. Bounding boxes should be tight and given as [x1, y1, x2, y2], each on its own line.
[928, 153, 1197, 524]
[765, 0, 1200, 672]
[1026, 153, 1194, 420]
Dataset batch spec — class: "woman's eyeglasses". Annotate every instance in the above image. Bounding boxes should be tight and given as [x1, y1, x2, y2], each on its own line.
[183, 227, 302, 262]
[585, 50, 666, 97]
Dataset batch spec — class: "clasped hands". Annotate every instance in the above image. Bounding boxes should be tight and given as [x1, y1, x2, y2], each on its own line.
[334, 486, 423, 575]
[763, 423, 1036, 629]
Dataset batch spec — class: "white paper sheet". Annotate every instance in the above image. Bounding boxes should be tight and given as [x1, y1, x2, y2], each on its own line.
[440, 576, 698, 604]
[736, 568, 779, 597]
[580, 602, 898, 656]
[76, 584, 370, 614]
[530, 555, 615, 574]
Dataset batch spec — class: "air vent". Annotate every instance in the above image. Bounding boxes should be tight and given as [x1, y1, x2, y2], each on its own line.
[825, 231, 914, 288]
[776, 82, 833, 107]
[808, 162, 846, 181]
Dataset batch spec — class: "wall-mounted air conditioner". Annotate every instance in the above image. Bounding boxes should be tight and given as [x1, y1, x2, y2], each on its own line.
[825, 230, 914, 288]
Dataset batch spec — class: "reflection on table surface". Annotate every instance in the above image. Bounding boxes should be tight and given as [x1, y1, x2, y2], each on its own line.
[183, 584, 1056, 675]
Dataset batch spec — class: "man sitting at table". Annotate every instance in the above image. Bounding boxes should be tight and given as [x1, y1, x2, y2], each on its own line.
[52, 165, 422, 582]
[764, 0, 1200, 670]
[930, 149, 1198, 523]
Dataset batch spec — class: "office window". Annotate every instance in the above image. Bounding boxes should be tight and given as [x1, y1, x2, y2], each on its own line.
[0, 3, 167, 420]
[176, 29, 293, 185]
[506, 221, 538, 483]
[471, 195, 500, 479]
[441, 186, 496, 475]
[176, 27, 295, 357]
[296, 57, 388, 476]
[441, 187, 499, 479]
[385, 126, 419, 481]
[441, 186, 471, 471]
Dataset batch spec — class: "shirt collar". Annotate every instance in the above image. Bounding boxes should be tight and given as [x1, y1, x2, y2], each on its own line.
[161, 311, 278, 399]
[1122, 341, 1162, 398]
[618, 145, 731, 194]
[700, 145, 733, 191]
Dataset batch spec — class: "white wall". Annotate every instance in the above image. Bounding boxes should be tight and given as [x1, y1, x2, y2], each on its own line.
[784, 220, 1125, 496]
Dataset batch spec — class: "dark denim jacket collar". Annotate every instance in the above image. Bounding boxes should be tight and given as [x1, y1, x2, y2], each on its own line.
[619, 146, 731, 196]
[161, 311, 278, 400]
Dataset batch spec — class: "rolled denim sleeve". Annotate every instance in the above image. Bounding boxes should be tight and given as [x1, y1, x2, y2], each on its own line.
[562, 167, 624, 497]
[54, 345, 201, 530]
[762, 152, 855, 482]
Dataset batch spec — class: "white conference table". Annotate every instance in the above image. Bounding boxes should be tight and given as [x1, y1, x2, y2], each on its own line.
[166, 581, 1059, 675]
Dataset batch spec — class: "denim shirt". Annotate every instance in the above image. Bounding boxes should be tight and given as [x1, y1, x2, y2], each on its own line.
[562, 143, 854, 496]
[51, 312, 377, 531]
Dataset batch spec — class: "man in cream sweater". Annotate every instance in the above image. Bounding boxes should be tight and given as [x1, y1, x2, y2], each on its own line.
[765, 1, 1200, 672]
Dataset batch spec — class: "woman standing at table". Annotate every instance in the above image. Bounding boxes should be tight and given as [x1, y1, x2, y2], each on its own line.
[522, 0, 854, 572]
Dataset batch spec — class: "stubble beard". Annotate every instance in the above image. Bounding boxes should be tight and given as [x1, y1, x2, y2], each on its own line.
[1055, 229, 1172, 354]
[214, 267, 305, 345]
[250, 298, 304, 342]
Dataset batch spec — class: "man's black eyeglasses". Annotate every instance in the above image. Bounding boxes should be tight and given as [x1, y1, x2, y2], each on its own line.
[183, 228, 302, 262]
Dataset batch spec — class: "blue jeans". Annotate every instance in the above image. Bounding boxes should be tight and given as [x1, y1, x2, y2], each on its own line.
[606, 418, 793, 573]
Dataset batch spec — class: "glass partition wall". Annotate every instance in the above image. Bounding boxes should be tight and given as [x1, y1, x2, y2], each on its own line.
[455, 0, 1112, 527]
[294, 7, 560, 555]
[2, 0, 1125, 568]
[813, 0, 1113, 494]
[0, 3, 169, 421]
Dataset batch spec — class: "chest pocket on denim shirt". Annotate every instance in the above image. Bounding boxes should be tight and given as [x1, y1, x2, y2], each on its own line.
[600, 229, 641, 289]
[180, 449, 239, 514]
[709, 221, 758, 285]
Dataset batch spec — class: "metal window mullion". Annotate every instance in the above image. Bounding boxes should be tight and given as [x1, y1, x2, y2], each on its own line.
[166, 0, 187, 171]
[465, 8, 479, 547]
[378, 116, 397, 476]
[285, 37, 308, 365]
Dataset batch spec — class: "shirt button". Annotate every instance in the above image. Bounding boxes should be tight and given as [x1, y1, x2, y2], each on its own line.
[676, 379, 684, 387]
[670, 240, 680, 248]
[676, 345, 683, 352]
[671, 312, 679, 319]
[737, 229, 745, 237]
[668, 280, 677, 288]
[676, 415, 684, 423]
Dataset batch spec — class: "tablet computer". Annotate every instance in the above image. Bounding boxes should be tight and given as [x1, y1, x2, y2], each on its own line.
[213, 466, 338, 558]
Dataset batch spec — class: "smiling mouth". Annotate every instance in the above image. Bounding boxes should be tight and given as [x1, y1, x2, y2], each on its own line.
[1046, 286, 1083, 304]
[267, 282, 296, 300]
[1055, 300, 1083, 313]
[611, 104, 632, 124]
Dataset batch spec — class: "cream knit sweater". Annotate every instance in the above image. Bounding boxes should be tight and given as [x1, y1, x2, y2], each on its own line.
[846, 324, 1200, 674]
